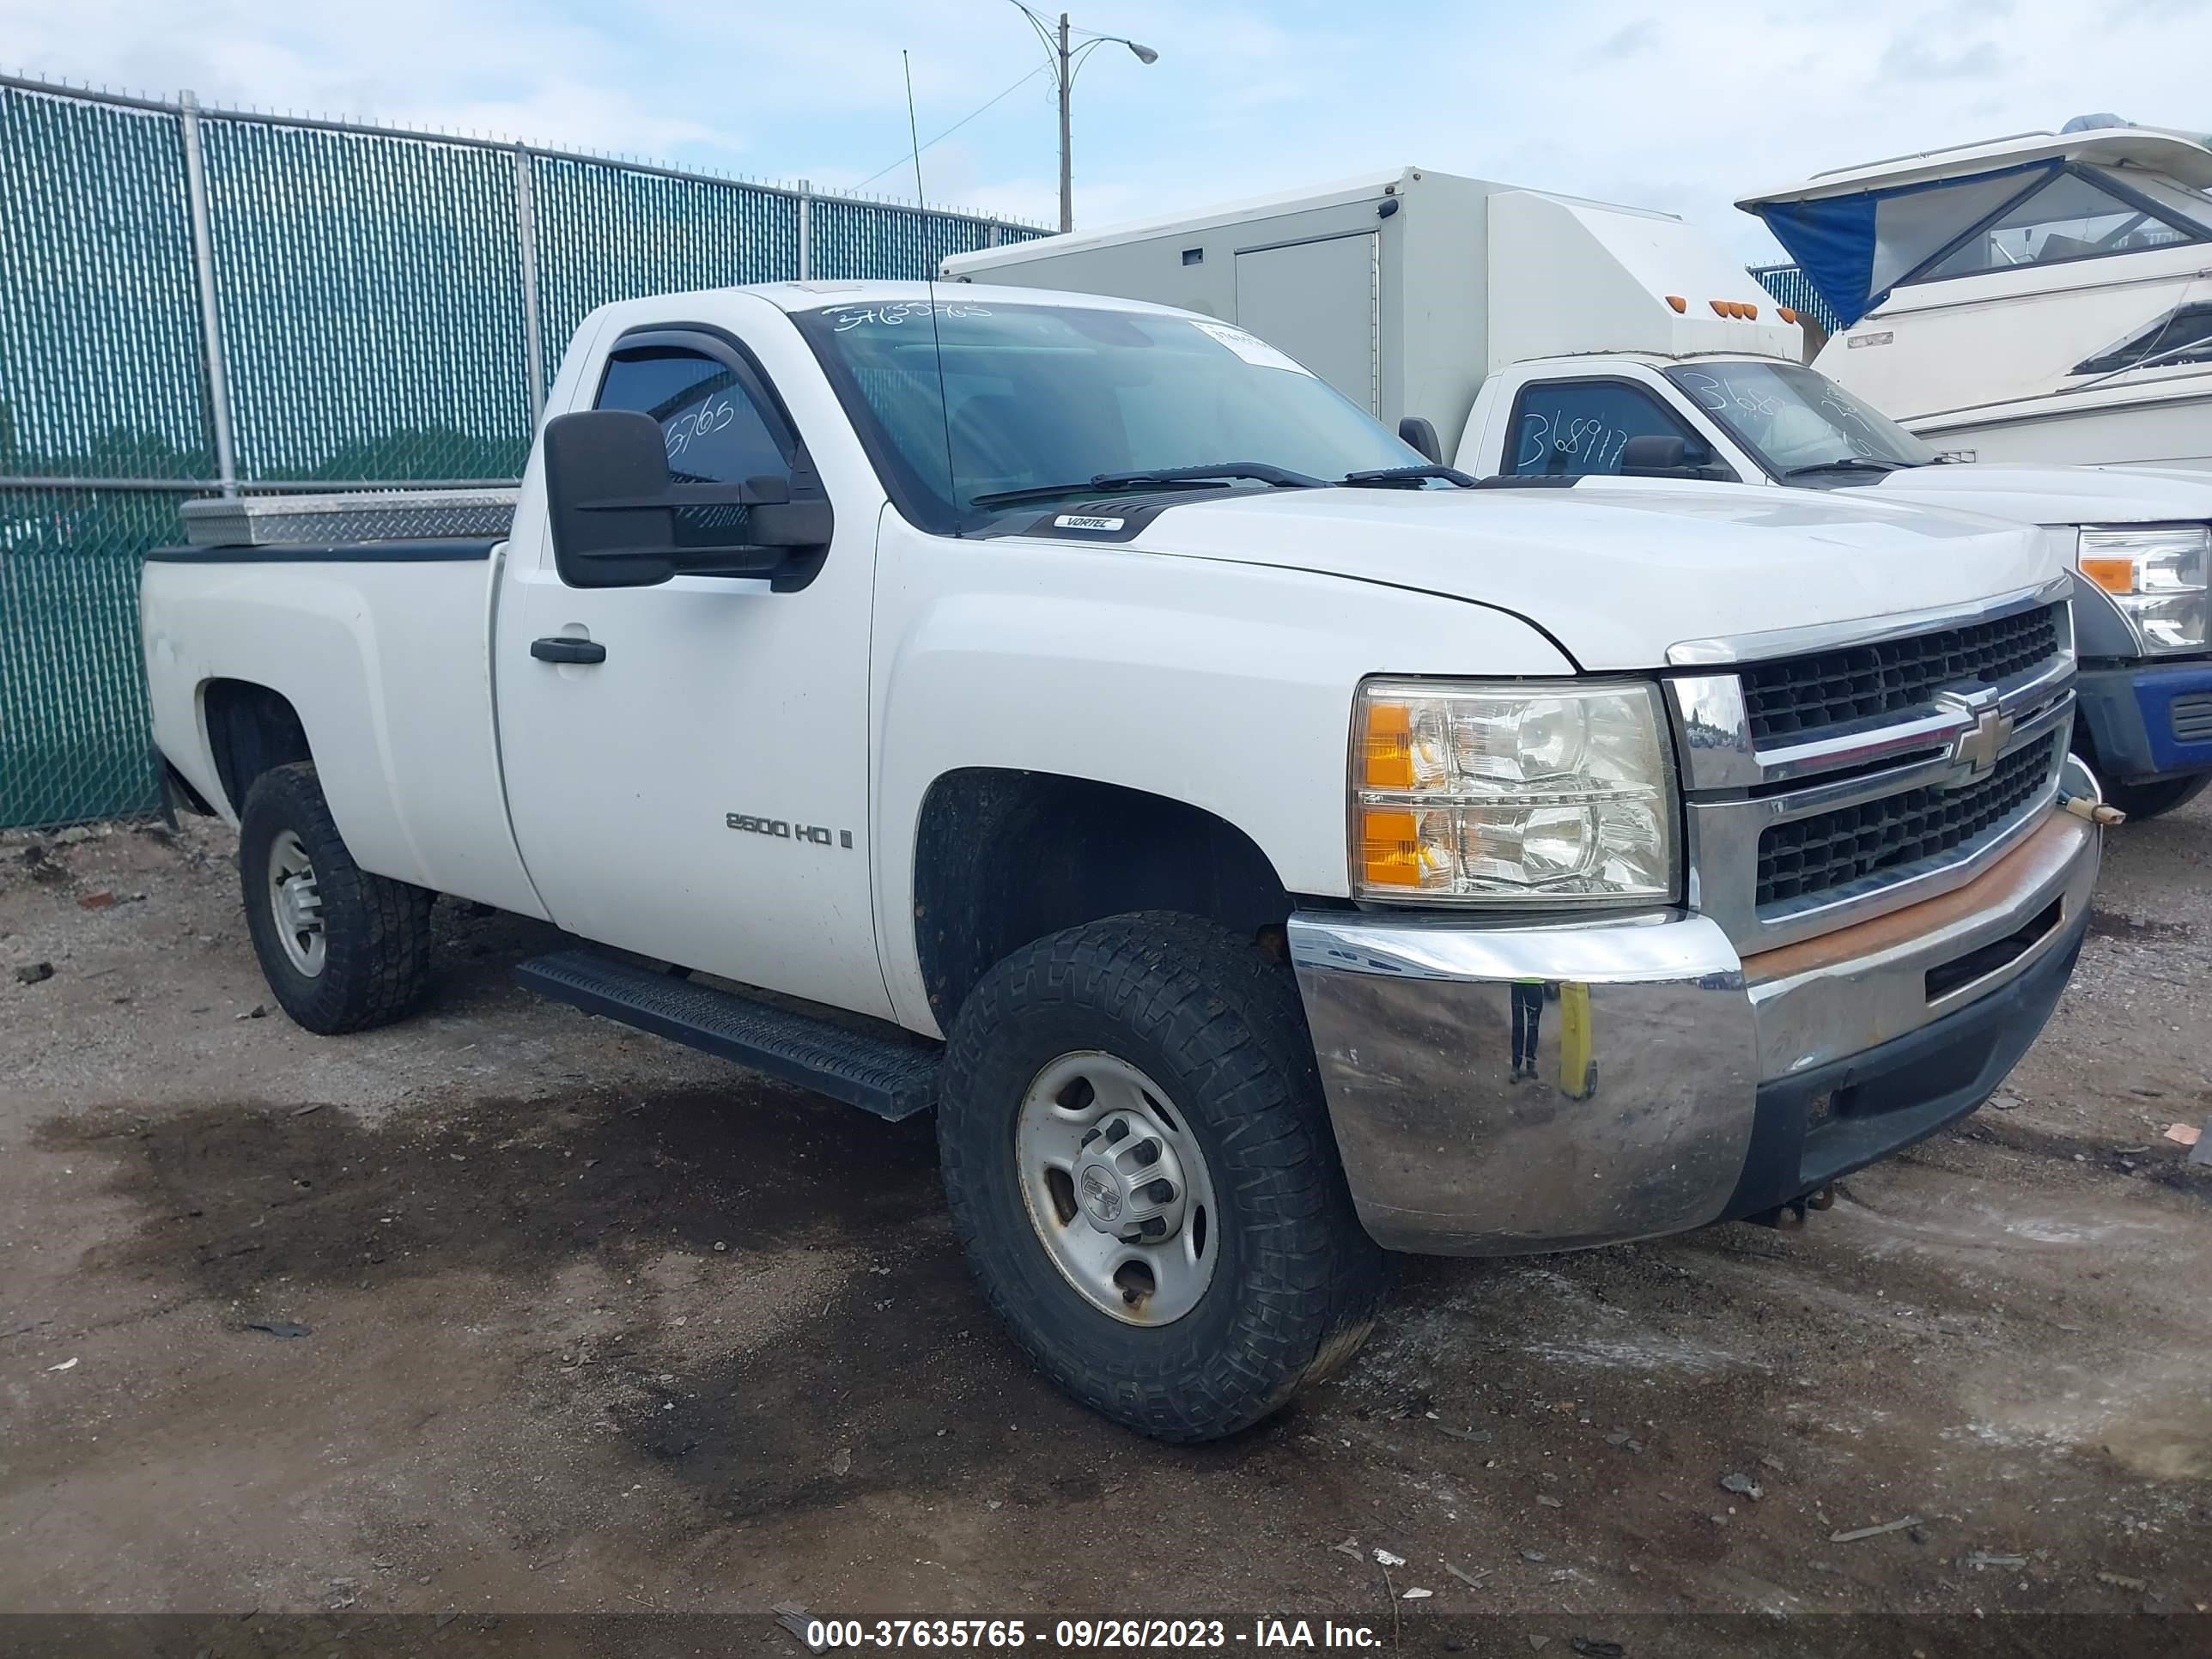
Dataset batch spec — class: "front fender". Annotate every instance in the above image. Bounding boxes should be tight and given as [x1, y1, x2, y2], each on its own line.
[868, 522, 1577, 1033]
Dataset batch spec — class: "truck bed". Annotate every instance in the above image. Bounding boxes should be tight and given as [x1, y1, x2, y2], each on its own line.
[140, 521, 545, 919]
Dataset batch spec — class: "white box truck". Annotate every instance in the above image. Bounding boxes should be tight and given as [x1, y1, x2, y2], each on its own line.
[944, 169, 2212, 819]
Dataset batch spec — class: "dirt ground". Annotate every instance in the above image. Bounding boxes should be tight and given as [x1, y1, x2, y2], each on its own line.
[2, 803, 2208, 1644]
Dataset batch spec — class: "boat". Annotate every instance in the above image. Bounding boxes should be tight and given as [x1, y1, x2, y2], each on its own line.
[1738, 121, 2212, 470]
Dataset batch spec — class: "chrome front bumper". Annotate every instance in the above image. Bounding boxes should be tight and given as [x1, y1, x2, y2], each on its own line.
[1288, 804, 2100, 1256]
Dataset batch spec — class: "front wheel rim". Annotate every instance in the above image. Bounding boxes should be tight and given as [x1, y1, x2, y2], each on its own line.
[266, 829, 326, 978]
[1014, 1052, 1218, 1327]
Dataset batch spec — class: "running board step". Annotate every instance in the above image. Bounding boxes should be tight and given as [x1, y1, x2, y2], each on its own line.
[514, 949, 939, 1121]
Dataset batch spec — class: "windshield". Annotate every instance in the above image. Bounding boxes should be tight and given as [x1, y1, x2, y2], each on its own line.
[1664, 360, 1938, 477]
[1917, 166, 2205, 282]
[790, 299, 1419, 532]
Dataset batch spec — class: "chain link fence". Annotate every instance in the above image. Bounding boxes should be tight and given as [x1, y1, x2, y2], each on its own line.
[0, 73, 1042, 830]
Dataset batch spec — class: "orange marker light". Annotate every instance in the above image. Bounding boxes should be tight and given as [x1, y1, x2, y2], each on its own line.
[1358, 809, 1425, 888]
[1778, 306, 1799, 325]
[1743, 302, 1759, 319]
[1361, 702, 1415, 789]
[1710, 300, 1728, 317]
[2079, 556, 2138, 595]
[1666, 295, 1686, 313]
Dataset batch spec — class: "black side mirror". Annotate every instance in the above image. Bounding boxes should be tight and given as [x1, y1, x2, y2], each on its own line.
[1620, 433, 1729, 480]
[541, 410, 833, 589]
[1620, 434, 1686, 473]
[1398, 416, 1443, 465]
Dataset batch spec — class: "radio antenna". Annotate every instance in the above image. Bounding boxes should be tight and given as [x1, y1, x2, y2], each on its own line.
[904, 51, 960, 536]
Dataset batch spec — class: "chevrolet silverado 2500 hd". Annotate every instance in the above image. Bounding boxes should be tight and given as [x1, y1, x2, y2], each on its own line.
[144, 283, 2104, 1442]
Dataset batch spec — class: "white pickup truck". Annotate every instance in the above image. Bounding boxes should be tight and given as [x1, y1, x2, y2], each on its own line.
[945, 168, 2212, 822]
[1456, 356, 2212, 823]
[145, 282, 2102, 1442]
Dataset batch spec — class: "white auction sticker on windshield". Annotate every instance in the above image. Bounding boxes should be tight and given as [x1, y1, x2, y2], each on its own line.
[1189, 320, 1312, 375]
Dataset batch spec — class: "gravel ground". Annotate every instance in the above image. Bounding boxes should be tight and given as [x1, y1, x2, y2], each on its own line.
[1, 806, 2207, 1645]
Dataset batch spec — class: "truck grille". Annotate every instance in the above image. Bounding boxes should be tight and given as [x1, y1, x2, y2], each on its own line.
[1757, 734, 2058, 909]
[1741, 604, 2061, 745]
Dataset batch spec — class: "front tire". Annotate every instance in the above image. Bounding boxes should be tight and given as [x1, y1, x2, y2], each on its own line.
[238, 762, 436, 1034]
[2101, 773, 2211, 822]
[938, 912, 1386, 1443]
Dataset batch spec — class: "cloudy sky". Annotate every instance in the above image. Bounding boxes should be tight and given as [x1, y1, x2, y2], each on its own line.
[4, 0, 2206, 258]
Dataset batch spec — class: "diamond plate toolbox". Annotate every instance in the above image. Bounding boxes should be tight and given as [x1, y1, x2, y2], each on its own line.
[180, 489, 520, 548]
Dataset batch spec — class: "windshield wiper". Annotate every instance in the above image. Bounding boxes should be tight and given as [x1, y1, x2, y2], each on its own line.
[1338, 464, 1480, 489]
[1777, 457, 1908, 479]
[969, 462, 1325, 510]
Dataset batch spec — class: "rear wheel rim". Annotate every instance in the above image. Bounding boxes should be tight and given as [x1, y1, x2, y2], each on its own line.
[266, 830, 326, 978]
[1014, 1051, 1218, 1327]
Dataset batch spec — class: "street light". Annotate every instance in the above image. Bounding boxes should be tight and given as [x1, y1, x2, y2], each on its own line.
[1007, 2, 1159, 233]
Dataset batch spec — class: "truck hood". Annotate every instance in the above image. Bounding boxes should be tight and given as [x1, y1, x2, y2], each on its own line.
[1108, 477, 2054, 671]
[1868, 461, 2212, 527]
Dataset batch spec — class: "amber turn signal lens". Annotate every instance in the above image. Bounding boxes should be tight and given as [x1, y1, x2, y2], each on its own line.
[1358, 808, 1423, 888]
[1361, 701, 1414, 789]
[2079, 556, 2139, 594]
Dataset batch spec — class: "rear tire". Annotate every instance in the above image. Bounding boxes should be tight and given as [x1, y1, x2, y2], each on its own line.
[2101, 774, 2211, 822]
[238, 762, 436, 1034]
[938, 911, 1386, 1443]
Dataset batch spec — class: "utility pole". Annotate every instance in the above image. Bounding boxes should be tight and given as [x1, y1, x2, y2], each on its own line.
[1009, 3, 1158, 234]
[1056, 13, 1073, 234]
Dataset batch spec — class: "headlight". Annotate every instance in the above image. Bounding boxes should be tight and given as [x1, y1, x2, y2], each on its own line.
[1352, 679, 1679, 904]
[2078, 525, 2209, 654]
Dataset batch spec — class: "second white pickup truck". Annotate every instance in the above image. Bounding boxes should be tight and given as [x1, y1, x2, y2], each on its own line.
[945, 168, 2212, 822]
[145, 282, 2101, 1441]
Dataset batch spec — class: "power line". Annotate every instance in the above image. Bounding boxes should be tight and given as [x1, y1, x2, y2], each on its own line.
[854, 62, 1048, 191]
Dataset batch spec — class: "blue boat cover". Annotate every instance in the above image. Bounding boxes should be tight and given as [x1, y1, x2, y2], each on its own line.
[1749, 161, 2057, 328]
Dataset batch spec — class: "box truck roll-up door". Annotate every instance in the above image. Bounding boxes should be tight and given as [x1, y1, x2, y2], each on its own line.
[1234, 233, 1380, 414]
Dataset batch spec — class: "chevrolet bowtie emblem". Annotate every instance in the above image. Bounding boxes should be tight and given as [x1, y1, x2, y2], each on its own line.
[1936, 687, 2012, 784]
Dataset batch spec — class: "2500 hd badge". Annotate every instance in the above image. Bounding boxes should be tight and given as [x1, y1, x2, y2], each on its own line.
[726, 811, 852, 849]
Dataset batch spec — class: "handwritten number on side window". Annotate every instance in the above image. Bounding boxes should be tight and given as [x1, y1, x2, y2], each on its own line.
[662, 395, 739, 461]
[1516, 410, 1629, 473]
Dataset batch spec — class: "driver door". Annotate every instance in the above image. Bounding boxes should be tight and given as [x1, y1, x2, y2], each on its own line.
[494, 327, 892, 1018]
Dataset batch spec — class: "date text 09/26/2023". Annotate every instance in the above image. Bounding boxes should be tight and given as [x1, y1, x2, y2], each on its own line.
[803, 1619, 1385, 1650]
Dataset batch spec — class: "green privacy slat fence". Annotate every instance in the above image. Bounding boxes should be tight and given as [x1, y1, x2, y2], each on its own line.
[202, 120, 535, 483]
[530, 155, 804, 391]
[0, 489, 177, 827]
[1749, 264, 1842, 338]
[0, 89, 210, 481]
[0, 73, 1043, 830]
[810, 195, 1011, 281]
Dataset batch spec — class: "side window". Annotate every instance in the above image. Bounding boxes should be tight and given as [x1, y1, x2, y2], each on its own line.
[595, 345, 793, 548]
[2075, 302, 2212, 376]
[1508, 381, 1694, 477]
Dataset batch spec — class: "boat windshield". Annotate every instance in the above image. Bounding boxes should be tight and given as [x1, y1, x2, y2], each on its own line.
[1749, 158, 2212, 327]
[1911, 165, 2209, 283]
[1665, 361, 1939, 477]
